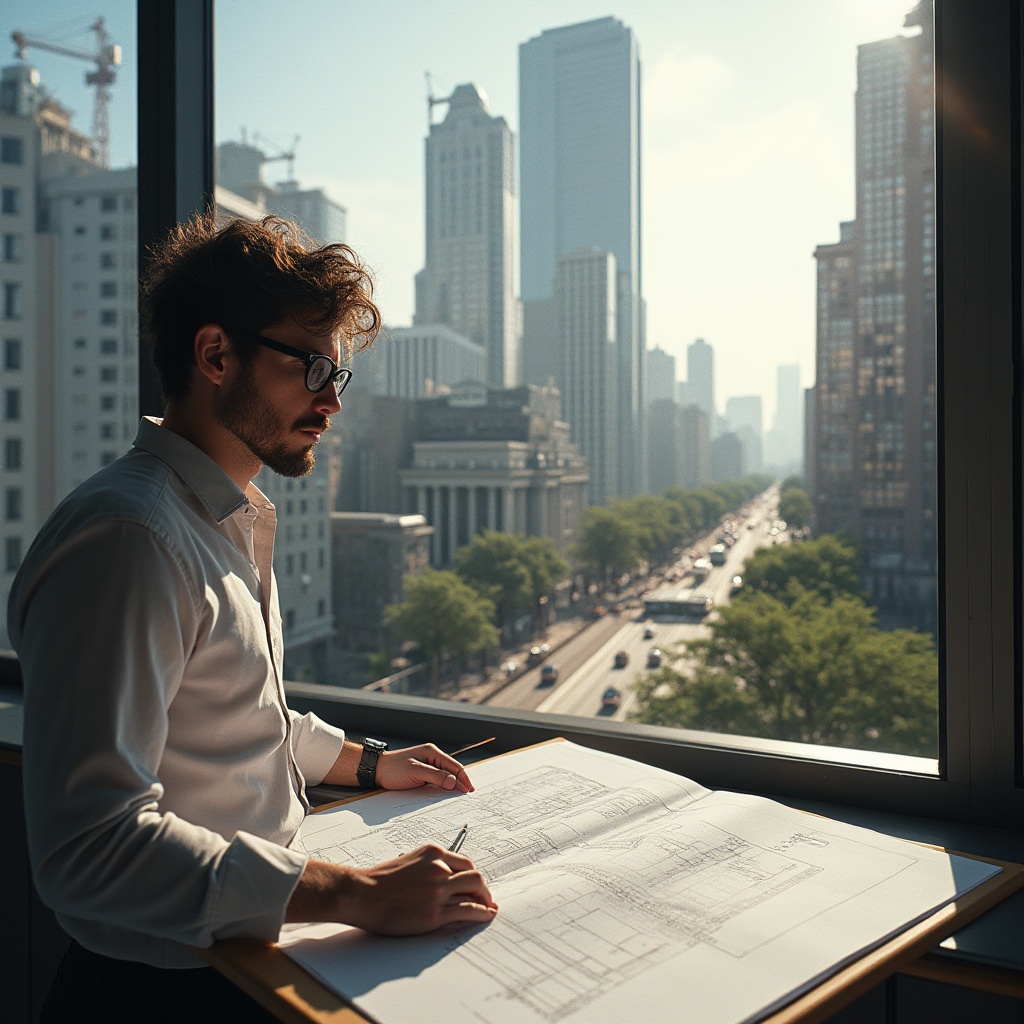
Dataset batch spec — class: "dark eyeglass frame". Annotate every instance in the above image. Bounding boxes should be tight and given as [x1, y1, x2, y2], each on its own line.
[243, 333, 353, 395]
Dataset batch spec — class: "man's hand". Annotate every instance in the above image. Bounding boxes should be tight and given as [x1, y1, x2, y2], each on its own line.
[321, 740, 476, 792]
[286, 847, 498, 934]
[377, 743, 475, 793]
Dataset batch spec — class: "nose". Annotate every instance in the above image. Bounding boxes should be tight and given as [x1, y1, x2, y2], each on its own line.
[315, 385, 342, 416]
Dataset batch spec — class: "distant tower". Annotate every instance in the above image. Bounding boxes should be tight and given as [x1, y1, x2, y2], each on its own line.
[646, 347, 676, 406]
[765, 364, 802, 470]
[556, 249, 619, 505]
[686, 338, 715, 431]
[519, 17, 644, 496]
[414, 83, 520, 388]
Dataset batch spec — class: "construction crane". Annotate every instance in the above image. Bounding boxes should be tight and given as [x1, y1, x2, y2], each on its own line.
[11, 17, 121, 168]
[253, 133, 301, 182]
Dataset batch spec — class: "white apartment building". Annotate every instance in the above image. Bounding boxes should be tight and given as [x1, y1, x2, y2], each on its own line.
[366, 323, 486, 400]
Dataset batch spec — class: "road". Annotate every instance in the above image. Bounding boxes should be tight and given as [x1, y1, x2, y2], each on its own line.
[486, 493, 785, 721]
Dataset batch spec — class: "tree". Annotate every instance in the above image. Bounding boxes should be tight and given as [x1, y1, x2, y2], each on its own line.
[570, 507, 642, 585]
[740, 534, 864, 606]
[631, 586, 938, 756]
[608, 495, 678, 562]
[383, 570, 498, 694]
[778, 486, 812, 529]
[453, 532, 567, 634]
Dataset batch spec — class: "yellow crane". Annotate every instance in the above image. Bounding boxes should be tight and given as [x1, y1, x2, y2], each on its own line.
[11, 17, 121, 168]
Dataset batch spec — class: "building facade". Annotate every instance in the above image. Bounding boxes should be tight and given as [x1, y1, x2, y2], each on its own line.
[646, 346, 677, 406]
[519, 16, 645, 497]
[685, 337, 715, 437]
[811, 2, 936, 632]
[414, 83, 519, 389]
[366, 324, 486, 400]
[555, 248, 618, 505]
[399, 383, 589, 565]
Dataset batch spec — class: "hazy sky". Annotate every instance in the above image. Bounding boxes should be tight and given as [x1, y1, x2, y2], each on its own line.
[5, 0, 920, 425]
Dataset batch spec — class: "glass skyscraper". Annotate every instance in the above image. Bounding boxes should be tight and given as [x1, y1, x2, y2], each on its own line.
[519, 16, 644, 498]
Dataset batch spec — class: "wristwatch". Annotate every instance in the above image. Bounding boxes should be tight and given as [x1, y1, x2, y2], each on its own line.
[356, 737, 388, 789]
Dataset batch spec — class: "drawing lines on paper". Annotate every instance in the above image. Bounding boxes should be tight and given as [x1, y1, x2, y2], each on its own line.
[301, 766, 917, 1024]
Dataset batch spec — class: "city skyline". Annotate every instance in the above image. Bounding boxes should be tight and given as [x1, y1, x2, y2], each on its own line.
[4, 1, 920, 428]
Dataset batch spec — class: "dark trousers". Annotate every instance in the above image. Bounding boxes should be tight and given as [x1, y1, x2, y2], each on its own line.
[40, 939, 281, 1024]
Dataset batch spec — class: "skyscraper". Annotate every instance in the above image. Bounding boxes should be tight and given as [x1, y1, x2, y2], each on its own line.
[764, 364, 802, 471]
[555, 248, 618, 505]
[646, 346, 677, 406]
[686, 338, 715, 432]
[519, 17, 644, 497]
[812, 2, 936, 632]
[414, 83, 519, 388]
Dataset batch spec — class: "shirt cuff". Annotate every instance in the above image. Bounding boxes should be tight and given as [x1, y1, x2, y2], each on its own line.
[289, 712, 346, 786]
[208, 831, 308, 944]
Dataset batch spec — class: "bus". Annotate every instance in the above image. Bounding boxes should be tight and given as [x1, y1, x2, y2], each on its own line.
[709, 544, 727, 566]
[643, 586, 715, 620]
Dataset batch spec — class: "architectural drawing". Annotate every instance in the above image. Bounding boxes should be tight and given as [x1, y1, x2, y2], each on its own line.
[282, 742, 1003, 1024]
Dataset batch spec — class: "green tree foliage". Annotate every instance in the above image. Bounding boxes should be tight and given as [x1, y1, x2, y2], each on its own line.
[778, 486, 812, 529]
[571, 507, 643, 583]
[607, 496, 678, 563]
[631, 587, 938, 756]
[740, 534, 864, 606]
[383, 570, 498, 692]
[454, 531, 568, 629]
[779, 474, 805, 494]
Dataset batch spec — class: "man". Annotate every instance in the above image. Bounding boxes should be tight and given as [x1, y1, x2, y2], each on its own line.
[8, 214, 497, 1023]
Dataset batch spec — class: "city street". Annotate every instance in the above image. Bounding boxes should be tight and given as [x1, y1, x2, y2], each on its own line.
[485, 492, 783, 721]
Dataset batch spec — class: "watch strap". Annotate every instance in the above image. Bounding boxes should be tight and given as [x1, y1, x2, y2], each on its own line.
[356, 737, 387, 789]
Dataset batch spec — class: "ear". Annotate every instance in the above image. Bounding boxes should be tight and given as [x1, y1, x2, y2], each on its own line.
[193, 324, 235, 387]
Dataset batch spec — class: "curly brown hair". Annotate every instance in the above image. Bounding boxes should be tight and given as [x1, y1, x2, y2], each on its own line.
[140, 212, 381, 400]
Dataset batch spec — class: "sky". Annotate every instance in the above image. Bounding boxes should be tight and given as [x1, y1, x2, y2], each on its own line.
[4, 0, 920, 426]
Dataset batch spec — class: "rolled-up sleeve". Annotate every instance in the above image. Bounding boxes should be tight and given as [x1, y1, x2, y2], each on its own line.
[289, 710, 346, 787]
[11, 519, 308, 956]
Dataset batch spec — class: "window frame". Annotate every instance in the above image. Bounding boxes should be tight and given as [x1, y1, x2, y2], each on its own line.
[137, 0, 1022, 826]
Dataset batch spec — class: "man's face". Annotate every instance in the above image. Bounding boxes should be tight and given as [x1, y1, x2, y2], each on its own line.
[217, 324, 343, 478]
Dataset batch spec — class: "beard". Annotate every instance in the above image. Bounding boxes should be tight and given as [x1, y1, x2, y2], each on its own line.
[218, 364, 326, 478]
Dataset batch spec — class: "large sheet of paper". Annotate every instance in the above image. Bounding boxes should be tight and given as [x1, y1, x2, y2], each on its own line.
[279, 741, 1001, 1024]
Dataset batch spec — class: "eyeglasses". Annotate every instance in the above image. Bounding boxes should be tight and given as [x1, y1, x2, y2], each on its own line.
[244, 333, 353, 396]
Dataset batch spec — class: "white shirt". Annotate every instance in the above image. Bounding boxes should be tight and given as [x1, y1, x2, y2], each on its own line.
[8, 417, 347, 967]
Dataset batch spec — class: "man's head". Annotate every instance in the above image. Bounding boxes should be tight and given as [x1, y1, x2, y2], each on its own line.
[140, 213, 381, 402]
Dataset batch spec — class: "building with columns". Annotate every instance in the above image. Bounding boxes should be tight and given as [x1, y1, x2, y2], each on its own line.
[399, 383, 589, 565]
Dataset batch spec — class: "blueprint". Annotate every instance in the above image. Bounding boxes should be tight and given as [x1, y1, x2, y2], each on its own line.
[280, 741, 1002, 1024]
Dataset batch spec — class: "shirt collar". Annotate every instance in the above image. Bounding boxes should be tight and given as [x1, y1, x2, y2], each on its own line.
[132, 416, 254, 524]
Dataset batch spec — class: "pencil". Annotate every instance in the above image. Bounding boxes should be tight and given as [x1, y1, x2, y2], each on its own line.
[448, 736, 496, 758]
[448, 823, 468, 853]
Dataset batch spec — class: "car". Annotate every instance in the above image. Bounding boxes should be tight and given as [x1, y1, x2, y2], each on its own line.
[539, 663, 559, 685]
[614, 650, 629, 668]
[643, 626, 655, 640]
[526, 643, 551, 665]
[730, 575, 744, 596]
[646, 648, 662, 668]
[601, 687, 622, 709]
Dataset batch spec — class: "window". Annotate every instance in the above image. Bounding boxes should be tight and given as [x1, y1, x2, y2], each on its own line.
[0, 136, 23, 164]
[5, 537, 21, 574]
[100, 367, 118, 383]
[3, 338, 21, 370]
[4, 438, 22, 470]
[100, 224, 117, 240]
[100, 338, 118, 354]
[100, 395, 115, 411]
[100, 310, 117, 325]
[0, 187, 19, 214]
[4, 488, 21, 521]
[100, 281, 117, 298]
[101, 195, 117, 212]
[3, 282, 22, 319]
[2, 234, 21, 261]
[100, 252, 116, 268]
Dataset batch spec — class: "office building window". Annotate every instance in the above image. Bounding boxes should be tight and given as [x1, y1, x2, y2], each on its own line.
[4, 338, 21, 370]
[1, 233, 21, 261]
[0, 187, 19, 214]
[4, 488, 21, 521]
[5, 537, 21, 573]
[100, 366, 118, 383]
[3, 282, 22, 319]
[0, 136, 23, 164]
[101, 195, 117, 212]
[100, 395, 115, 411]
[4, 438, 22, 470]
[100, 281, 117, 298]
[100, 252, 116, 268]
[100, 309, 117, 325]
[100, 224, 117, 240]
[100, 338, 118, 354]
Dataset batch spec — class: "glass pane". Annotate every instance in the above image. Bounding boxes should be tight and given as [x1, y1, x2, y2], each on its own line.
[214, 1, 937, 761]
[0, 2, 138, 647]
